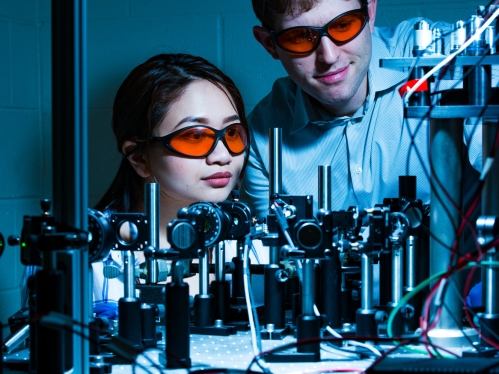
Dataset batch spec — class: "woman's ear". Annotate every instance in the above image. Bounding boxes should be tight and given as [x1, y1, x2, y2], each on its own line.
[122, 140, 150, 178]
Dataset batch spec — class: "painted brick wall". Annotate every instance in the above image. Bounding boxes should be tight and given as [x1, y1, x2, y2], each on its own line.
[0, 0, 485, 325]
[0, 0, 51, 325]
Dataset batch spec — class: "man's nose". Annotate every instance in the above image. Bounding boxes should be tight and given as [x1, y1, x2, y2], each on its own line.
[316, 35, 341, 64]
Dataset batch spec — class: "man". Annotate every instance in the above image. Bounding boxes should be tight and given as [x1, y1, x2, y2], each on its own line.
[243, 0, 482, 218]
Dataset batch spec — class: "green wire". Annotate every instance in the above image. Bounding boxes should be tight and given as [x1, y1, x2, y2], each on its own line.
[385, 261, 499, 355]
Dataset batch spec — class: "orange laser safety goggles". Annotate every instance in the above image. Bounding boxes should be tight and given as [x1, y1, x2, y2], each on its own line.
[269, 6, 369, 54]
[150, 123, 248, 157]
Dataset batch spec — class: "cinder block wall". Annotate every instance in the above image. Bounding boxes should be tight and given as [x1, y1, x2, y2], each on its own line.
[0, 0, 51, 324]
[0, 0, 484, 324]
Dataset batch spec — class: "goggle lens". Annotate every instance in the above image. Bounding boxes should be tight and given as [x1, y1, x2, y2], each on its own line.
[156, 124, 248, 157]
[274, 10, 367, 53]
[277, 28, 319, 53]
[328, 13, 366, 42]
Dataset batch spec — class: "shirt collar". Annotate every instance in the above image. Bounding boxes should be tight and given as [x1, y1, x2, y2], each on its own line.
[289, 31, 408, 134]
[369, 32, 409, 92]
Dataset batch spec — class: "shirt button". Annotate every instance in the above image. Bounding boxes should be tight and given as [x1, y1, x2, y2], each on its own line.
[356, 167, 362, 174]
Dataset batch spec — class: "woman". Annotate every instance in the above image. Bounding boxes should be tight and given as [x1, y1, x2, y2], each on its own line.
[92, 53, 251, 318]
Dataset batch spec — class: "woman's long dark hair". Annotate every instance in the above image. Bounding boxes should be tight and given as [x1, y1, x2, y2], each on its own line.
[94, 53, 248, 212]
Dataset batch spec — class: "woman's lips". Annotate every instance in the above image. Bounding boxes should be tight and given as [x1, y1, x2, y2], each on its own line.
[202, 172, 232, 188]
[316, 65, 349, 84]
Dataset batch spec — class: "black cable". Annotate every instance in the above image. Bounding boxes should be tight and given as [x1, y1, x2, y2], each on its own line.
[32, 317, 153, 374]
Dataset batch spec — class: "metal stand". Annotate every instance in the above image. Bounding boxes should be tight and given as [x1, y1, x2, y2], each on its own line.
[144, 183, 160, 284]
[36, 252, 65, 373]
[476, 114, 499, 348]
[476, 217, 499, 348]
[118, 297, 141, 349]
[427, 117, 473, 346]
[192, 249, 235, 336]
[261, 128, 290, 340]
[261, 262, 290, 339]
[165, 261, 191, 369]
[317, 166, 342, 330]
[267, 260, 321, 362]
[356, 253, 379, 338]
[211, 242, 231, 323]
[52, 0, 90, 371]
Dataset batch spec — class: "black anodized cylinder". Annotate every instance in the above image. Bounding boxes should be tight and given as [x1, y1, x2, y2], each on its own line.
[296, 314, 320, 354]
[166, 281, 191, 369]
[118, 297, 142, 348]
[355, 309, 378, 338]
[478, 313, 499, 348]
[319, 255, 342, 329]
[193, 294, 214, 327]
[264, 264, 285, 328]
[211, 280, 231, 322]
[141, 303, 157, 348]
[408, 67, 430, 107]
[231, 257, 246, 298]
[36, 270, 65, 373]
[399, 176, 417, 200]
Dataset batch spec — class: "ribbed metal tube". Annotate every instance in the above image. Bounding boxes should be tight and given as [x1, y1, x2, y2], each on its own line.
[144, 183, 160, 284]
[123, 250, 135, 298]
[391, 243, 403, 304]
[318, 165, 331, 210]
[199, 250, 209, 295]
[302, 260, 315, 316]
[429, 118, 463, 329]
[361, 253, 373, 310]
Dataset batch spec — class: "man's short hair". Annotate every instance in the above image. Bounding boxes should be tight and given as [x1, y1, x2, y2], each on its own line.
[252, 0, 319, 29]
[252, 0, 365, 30]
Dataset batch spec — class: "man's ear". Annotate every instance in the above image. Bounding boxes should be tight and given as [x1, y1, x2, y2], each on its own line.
[253, 26, 280, 60]
[122, 140, 150, 178]
[367, 0, 377, 33]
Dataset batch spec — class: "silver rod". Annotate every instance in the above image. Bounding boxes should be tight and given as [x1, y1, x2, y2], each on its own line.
[144, 183, 160, 284]
[51, 0, 89, 368]
[361, 253, 373, 310]
[391, 243, 403, 303]
[485, 250, 499, 314]
[318, 165, 331, 210]
[3, 324, 30, 354]
[302, 259, 315, 316]
[172, 261, 184, 284]
[199, 250, 209, 295]
[405, 236, 417, 291]
[269, 128, 282, 198]
[482, 121, 499, 216]
[236, 241, 244, 259]
[269, 247, 279, 265]
[269, 128, 283, 263]
[215, 242, 225, 281]
[123, 250, 135, 298]
[429, 118, 464, 330]
[482, 121, 499, 308]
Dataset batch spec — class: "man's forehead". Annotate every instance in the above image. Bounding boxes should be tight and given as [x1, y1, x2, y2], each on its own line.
[277, 0, 361, 26]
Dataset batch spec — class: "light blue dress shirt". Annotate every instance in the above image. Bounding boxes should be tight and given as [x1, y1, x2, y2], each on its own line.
[242, 18, 483, 218]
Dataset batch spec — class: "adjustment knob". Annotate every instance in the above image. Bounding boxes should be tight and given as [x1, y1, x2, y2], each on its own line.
[8, 235, 20, 246]
[40, 199, 51, 215]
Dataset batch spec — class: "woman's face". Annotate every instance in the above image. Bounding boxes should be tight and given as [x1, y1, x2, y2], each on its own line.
[147, 80, 246, 208]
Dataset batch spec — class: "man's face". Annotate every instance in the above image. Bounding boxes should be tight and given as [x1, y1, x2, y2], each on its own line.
[265, 0, 376, 116]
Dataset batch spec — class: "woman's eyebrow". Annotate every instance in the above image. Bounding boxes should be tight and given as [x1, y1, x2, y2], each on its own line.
[175, 114, 240, 128]
[223, 114, 240, 124]
[175, 116, 209, 128]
